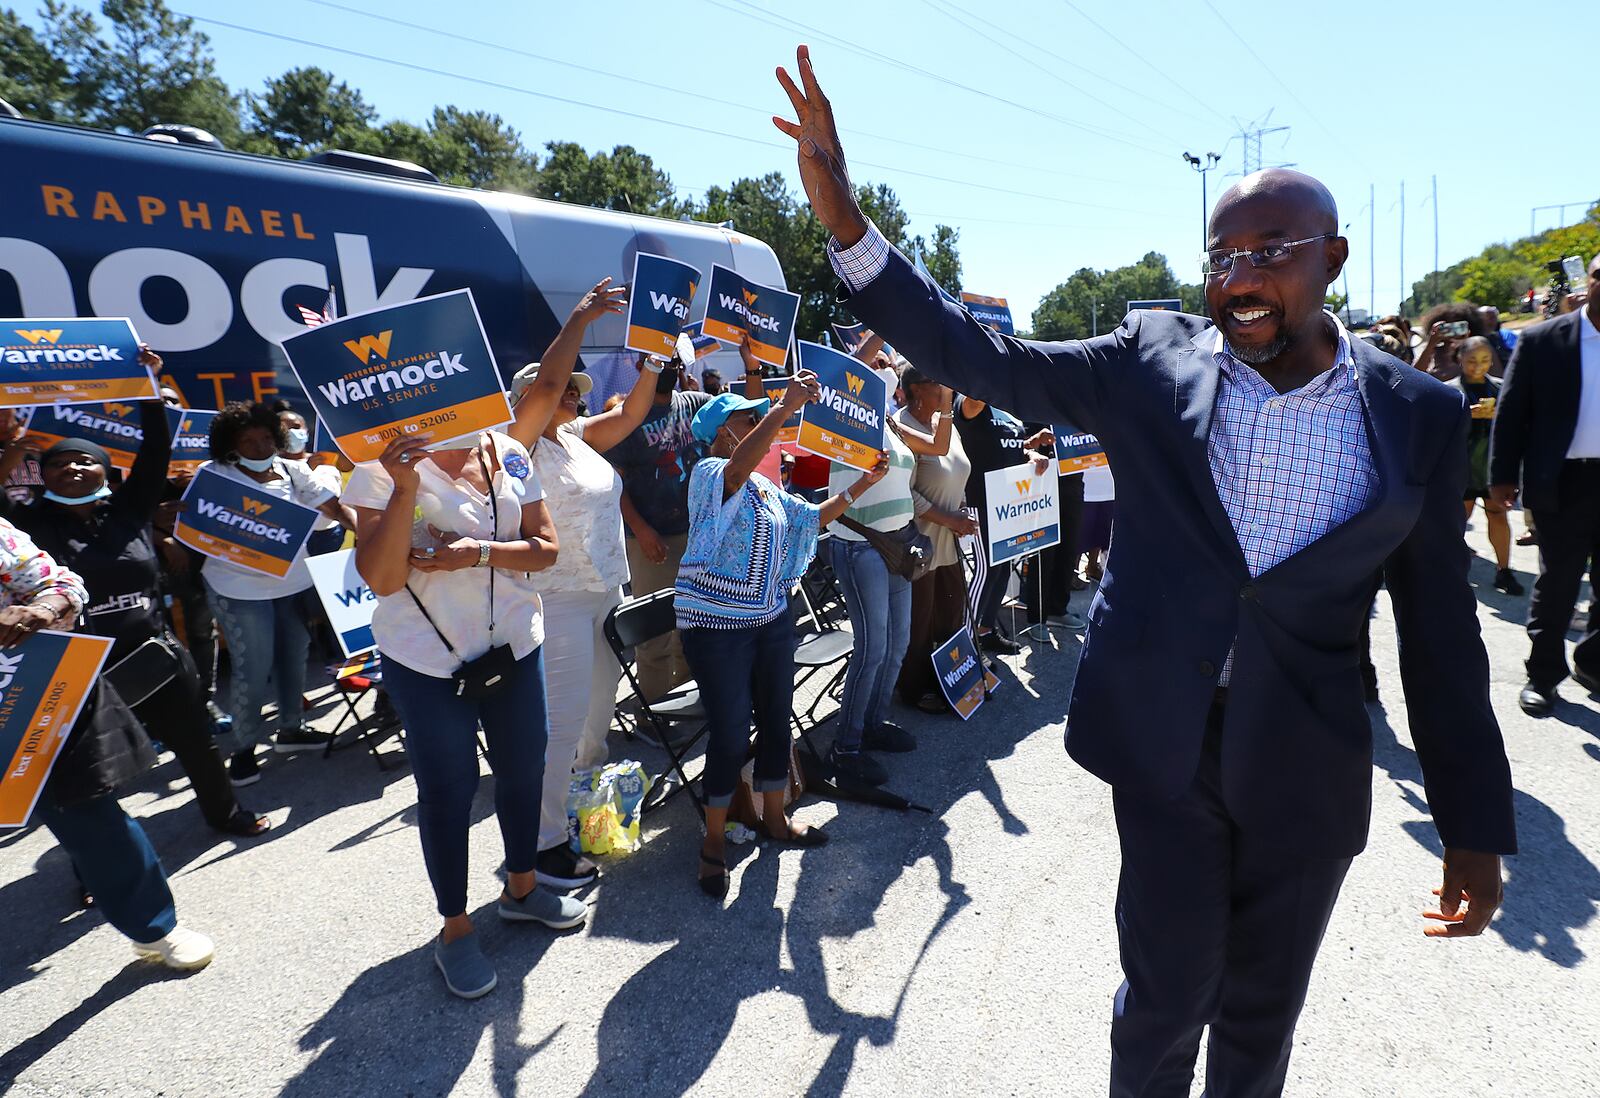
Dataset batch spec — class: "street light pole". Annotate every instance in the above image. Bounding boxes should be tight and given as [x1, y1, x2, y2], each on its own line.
[1183, 151, 1223, 253]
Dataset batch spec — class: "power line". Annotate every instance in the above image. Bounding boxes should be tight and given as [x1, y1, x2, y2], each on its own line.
[918, 0, 1190, 146]
[1055, 0, 1233, 125]
[179, 12, 1186, 221]
[700, 0, 1176, 160]
[301, 0, 1172, 193]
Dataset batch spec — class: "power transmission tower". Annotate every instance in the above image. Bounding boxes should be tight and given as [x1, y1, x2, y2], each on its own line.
[1227, 110, 1294, 176]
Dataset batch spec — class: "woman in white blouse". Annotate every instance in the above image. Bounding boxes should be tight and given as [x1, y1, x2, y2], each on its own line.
[347, 428, 584, 1000]
[508, 276, 662, 890]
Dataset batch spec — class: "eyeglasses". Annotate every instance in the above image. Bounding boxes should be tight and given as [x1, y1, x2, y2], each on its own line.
[1201, 234, 1335, 278]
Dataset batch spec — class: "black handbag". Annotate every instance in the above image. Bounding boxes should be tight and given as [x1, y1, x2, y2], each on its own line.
[104, 634, 183, 707]
[405, 445, 517, 699]
[837, 515, 936, 582]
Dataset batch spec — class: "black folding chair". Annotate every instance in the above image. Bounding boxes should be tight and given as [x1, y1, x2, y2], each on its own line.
[603, 590, 709, 817]
[321, 654, 406, 769]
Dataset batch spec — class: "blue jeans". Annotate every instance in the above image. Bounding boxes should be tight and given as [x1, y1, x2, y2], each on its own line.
[830, 537, 912, 751]
[680, 609, 797, 808]
[36, 790, 177, 944]
[206, 585, 311, 756]
[381, 648, 549, 917]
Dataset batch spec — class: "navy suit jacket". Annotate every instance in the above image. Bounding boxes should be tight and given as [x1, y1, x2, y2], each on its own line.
[847, 248, 1516, 859]
[1489, 310, 1585, 512]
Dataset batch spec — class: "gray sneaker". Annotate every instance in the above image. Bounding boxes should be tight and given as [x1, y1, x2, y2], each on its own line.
[434, 933, 496, 999]
[498, 885, 587, 929]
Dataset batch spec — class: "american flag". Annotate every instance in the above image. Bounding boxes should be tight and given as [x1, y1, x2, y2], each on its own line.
[297, 286, 337, 327]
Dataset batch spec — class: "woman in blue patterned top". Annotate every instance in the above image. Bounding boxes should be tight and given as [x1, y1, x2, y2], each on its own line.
[677, 373, 887, 898]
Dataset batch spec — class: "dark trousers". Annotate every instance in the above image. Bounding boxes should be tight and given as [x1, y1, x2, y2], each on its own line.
[380, 648, 549, 918]
[36, 790, 177, 944]
[680, 608, 796, 809]
[168, 566, 217, 695]
[130, 639, 240, 828]
[1526, 463, 1600, 689]
[1024, 474, 1085, 624]
[1110, 707, 1352, 1098]
[898, 561, 968, 703]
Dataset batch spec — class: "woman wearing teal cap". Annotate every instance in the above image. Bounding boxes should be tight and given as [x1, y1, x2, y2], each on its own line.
[676, 372, 888, 899]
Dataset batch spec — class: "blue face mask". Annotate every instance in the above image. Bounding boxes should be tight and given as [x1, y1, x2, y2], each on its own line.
[284, 428, 309, 454]
[235, 453, 277, 472]
[45, 484, 112, 505]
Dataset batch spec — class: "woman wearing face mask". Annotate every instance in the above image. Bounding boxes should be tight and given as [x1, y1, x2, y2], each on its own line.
[202, 402, 352, 786]
[677, 374, 888, 899]
[1, 382, 270, 839]
[507, 277, 660, 889]
[273, 402, 351, 557]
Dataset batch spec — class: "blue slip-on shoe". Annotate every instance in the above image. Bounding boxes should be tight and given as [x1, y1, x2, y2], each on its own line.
[498, 885, 587, 929]
[434, 933, 496, 999]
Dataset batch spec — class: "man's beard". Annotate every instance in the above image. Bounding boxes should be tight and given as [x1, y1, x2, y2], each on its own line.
[1229, 332, 1292, 366]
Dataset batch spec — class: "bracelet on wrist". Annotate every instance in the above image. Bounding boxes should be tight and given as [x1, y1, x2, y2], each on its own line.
[644, 360, 665, 374]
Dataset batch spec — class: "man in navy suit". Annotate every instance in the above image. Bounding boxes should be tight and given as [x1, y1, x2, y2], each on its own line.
[773, 46, 1516, 1098]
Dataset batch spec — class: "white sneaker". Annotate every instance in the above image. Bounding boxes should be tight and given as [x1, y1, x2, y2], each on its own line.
[133, 926, 215, 971]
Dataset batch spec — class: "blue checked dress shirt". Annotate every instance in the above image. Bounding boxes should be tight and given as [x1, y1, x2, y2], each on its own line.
[830, 223, 1380, 683]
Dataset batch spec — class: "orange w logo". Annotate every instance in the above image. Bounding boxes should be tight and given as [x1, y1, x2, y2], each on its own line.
[1014, 479, 1033, 496]
[342, 330, 393, 363]
[241, 498, 272, 516]
[742, 288, 758, 306]
[845, 372, 865, 396]
[950, 646, 962, 664]
[104, 403, 134, 418]
[13, 329, 62, 344]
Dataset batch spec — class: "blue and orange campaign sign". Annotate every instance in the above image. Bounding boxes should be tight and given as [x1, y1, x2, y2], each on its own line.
[984, 462, 1061, 565]
[680, 321, 722, 363]
[761, 376, 802, 445]
[23, 401, 145, 470]
[1126, 298, 1183, 313]
[174, 465, 318, 578]
[625, 253, 701, 359]
[831, 321, 865, 353]
[0, 630, 115, 827]
[166, 406, 219, 476]
[1054, 425, 1108, 475]
[0, 318, 157, 408]
[700, 264, 801, 370]
[306, 548, 376, 658]
[280, 289, 511, 464]
[932, 626, 987, 720]
[794, 340, 887, 472]
[960, 292, 1015, 336]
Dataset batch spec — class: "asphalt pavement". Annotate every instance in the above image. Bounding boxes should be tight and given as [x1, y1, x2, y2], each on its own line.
[2, 519, 1597, 1096]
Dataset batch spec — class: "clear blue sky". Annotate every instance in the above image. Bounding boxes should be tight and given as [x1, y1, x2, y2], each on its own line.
[82, 0, 1600, 324]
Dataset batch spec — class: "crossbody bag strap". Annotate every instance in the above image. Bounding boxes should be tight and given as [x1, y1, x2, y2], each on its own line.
[477, 440, 498, 632]
[836, 514, 875, 539]
[404, 584, 460, 658]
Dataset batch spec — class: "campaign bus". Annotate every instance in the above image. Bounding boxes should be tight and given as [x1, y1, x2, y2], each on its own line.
[0, 117, 785, 412]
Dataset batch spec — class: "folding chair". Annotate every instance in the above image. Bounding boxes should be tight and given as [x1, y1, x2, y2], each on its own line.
[603, 590, 709, 817]
[789, 533, 853, 748]
[322, 653, 406, 769]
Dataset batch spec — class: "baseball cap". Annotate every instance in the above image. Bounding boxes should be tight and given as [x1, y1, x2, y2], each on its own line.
[690, 392, 771, 444]
[510, 362, 593, 401]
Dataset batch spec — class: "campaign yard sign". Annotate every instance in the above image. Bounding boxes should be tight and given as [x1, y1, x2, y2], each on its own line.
[306, 548, 377, 658]
[0, 630, 114, 827]
[761, 376, 802, 444]
[831, 321, 865, 354]
[1126, 298, 1183, 313]
[984, 462, 1061, 565]
[0, 318, 157, 408]
[1054, 425, 1108, 475]
[280, 289, 511, 464]
[700, 264, 801, 370]
[794, 341, 887, 472]
[961, 292, 1015, 336]
[680, 321, 723, 363]
[174, 465, 318, 577]
[167, 407, 219, 476]
[625, 253, 701, 359]
[933, 626, 987, 720]
[24, 401, 145, 470]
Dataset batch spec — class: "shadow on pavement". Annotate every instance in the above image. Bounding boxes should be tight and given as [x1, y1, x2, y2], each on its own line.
[1369, 704, 1600, 967]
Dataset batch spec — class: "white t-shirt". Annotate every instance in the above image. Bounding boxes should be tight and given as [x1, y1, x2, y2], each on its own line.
[200, 457, 337, 600]
[343, 432, 547, 679]
[1083, 463, 1115, 503]
[299, 460, 345, 531]
[529, 420, 628, 592]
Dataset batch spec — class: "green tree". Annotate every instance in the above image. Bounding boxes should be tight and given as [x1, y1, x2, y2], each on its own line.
[1033, 252, 1198, 340]
[0, 2, 101, 122]
[417, 107, 538, 192]
[86, 0, 241, 140]
[244, 66, 377, 157]
[1456, 254, 1534, 312]
[911, 224, 963, 295]
[537, 141, 676, 214]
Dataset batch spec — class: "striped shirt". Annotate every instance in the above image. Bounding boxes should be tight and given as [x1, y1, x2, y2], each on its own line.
[675, 458, 822, 630]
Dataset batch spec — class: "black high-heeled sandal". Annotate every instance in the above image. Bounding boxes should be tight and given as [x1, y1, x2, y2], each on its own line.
[698, 853, 729, 899]
[757, 822, 830, 849]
